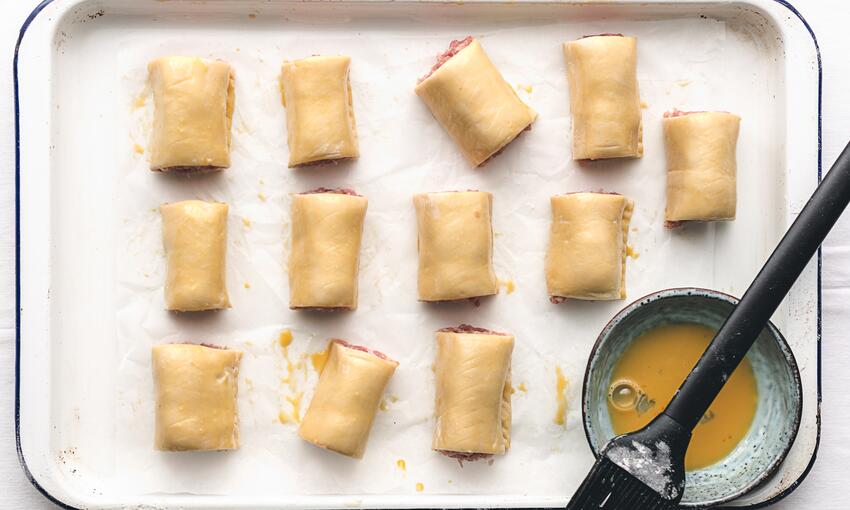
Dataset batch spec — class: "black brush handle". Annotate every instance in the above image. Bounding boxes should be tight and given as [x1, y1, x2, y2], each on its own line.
[665, 141, 850, 431]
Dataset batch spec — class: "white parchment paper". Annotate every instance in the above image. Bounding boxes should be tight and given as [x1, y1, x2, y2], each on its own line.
[89, 8, 786, 504]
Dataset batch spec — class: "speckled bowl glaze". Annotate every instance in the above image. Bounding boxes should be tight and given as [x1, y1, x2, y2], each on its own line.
[582, 288, 802, 508]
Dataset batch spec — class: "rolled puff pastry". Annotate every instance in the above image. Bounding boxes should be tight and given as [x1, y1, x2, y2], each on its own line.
[414, 191, 498, 301]
[664, 111, 741, 222]
[545, 193, 633, 300]
[289, 191, 368, 309]
[161, 200, 231, 312]
[148, 56, 234, 172]
[415, 38, 537, 166]
[281, 56, 359, 167]
[152, 344, 243, 451]
[433, 327, 514, 456]
[298, 340, 397, 458]
[563, 36, 643, 160]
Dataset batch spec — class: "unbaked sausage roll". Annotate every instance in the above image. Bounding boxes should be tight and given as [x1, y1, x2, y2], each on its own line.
[414, 191, 497, 301]
[161, 200, 230, 312]
[299, 340, 397, 458]
[281, 56, 359, 167]
[289, 189, 367, 310]
[563, 35, 642, 160]
[664, 110, 741, 225]
[416, 37, 537, 166]
[434, 325, 514, 459]
[148, 56, 234, 172]
[152, 344, 243, 451]
[545, 192, 633, 301]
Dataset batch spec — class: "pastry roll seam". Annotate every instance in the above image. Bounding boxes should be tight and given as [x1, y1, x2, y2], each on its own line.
[298, 339, 397, 458]
[148, 56, 234, 172]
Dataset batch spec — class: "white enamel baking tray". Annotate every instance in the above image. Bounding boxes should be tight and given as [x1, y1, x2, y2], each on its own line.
[15, 0, 821, 508]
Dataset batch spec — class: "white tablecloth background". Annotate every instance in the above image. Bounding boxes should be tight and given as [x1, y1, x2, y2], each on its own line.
[1, 0, 848, 507]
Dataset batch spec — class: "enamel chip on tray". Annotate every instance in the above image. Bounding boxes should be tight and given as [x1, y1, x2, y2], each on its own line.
[148, 56, 234, 173]
[415, 37, 537, 166]
[433, 326, 514, 461]
[299, 340, 398, 458]
[152, 344, 243, 451]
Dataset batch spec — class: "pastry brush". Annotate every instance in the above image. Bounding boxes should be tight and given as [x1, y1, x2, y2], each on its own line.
[567, 140, 850, 509]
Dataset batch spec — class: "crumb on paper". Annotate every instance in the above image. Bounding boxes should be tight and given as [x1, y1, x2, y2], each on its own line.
[242, 217, 252, 229]
[380, 399, 389, 412]
[516, 83, 533, 94]
[244, 282, 251, 289]
[415, 482, 424, 492]
[626, 245, 640, 259]
[133, 143, 145, 154]
[248, 13, 257, 19]
[258, 192, 267, 202]
[396, 459, 406, 472]
[517, 382, 528, 393]
[640, 101, 648, 110]
[676, 79, 691, 87]
[554, 366, 569, 427]
[132, 94, 146, 109]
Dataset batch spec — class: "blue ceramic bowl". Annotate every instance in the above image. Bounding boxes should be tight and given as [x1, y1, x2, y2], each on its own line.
[582, 288, 802, 508]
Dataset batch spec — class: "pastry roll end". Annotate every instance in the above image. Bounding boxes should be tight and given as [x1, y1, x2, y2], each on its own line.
[148, 56, 234, 172]
[281, 56, 359, 167]
[545, 192, 633, 301]
[298, 340, 397, 458]
[153, 343, 242, 451]
[434, 326, 514, 458]
[563, 35, 642, 160]
[664, 110, 740, 223]
[161, 200, 231, 312]
[415, 37, 537, 166]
